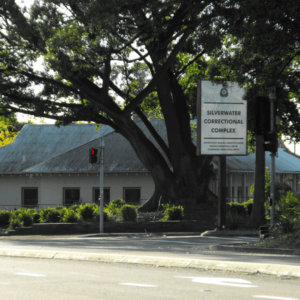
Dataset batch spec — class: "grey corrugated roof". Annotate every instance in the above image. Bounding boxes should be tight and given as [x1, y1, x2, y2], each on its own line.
[0, 124, 114, 172]
[212, 149, 300, 173]
[23, 118, 169, 173]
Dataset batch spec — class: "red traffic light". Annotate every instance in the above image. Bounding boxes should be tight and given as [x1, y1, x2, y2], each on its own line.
[89, 148, 98, 164]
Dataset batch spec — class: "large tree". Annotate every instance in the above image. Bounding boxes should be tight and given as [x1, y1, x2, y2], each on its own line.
[0, 0, 224, 210]
[205, 0, 300, 227]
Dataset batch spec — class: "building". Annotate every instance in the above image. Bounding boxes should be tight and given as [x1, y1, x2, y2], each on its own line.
[1, 119, 300, 209]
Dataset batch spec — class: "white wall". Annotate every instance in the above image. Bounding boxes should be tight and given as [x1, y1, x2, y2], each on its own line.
[0, 172, 154, 210]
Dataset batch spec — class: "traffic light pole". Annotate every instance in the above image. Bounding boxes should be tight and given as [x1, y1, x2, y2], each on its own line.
[269, 87, 276, 226]
[99, 138, 105, 233]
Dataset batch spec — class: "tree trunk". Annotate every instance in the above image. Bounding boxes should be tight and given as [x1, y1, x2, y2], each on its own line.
[249, 134, 266, 228]
[138, 186, 161, 212]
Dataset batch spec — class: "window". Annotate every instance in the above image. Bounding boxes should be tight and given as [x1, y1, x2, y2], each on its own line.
[64, 188, 80, 206]
[22, 188, 38, 208]
[124, 188, 140, 203]
[93, 188, 110, 204]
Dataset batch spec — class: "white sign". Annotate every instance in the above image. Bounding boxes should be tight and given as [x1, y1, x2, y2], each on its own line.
[197, 80, 247, 155]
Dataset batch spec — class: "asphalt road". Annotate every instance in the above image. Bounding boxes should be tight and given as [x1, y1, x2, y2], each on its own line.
[0, 256, 299, 300]
[1, 235, 300, 267]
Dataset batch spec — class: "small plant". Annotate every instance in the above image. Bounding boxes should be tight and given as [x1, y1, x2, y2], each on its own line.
[47, 209, 62, 223]
[225, 211, 245, 230]
[61, 210, 81, 223]
[161, 204, 184, 221]
[0, 210, 12, 226]
[78, 203, 96, 221]
[32, 211, 41, 223]
[8, 217, 24, 230]
[105, 199, 125, 218]
[93, 206, 108, 222]
[120, 205, 137, 222]
[18, 212, 33, 227]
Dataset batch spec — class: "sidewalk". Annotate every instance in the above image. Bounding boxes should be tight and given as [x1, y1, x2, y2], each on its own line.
[0, 230, 299, 279]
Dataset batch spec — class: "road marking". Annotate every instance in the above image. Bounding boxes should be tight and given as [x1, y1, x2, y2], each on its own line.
[176, 277, 258, 288]
[253, 296, 299, 300]
[14, 272, 46, 277]
[120, 283, 157, 287]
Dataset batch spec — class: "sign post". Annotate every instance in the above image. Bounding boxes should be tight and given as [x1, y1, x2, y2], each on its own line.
[99, 138, 105, 233]
[197, 80, 247, 229]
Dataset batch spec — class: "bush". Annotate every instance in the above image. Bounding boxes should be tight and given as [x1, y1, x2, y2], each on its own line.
[120, 205, 137, 222]
[227, 202, 246, 216]
[0, 211, 12, 226]
[18, 212, 33, 227]
[78, 203, 96, 221]
[32, 211, 41, 223]
[68, 204, 80, 212]
[226, 211, 245, 230]
[243, 199, 253, 216]
[105, 199, 125, 218]
[93, 206, 108, 222]
[8, 217, 24, 230]
[39, 208, 61, 223]
[61, 210, 81, 223]
[161, 204, 184, 221]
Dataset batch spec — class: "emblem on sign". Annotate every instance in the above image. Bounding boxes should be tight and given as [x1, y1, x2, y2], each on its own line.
[220, 88, 228, 97]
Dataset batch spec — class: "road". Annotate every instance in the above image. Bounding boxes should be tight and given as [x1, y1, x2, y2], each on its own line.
[1, 235, 300, 267]
[0, 256, 299, 300]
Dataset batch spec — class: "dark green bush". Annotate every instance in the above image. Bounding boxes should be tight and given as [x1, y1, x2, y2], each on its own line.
[18, 212, 33, 227]
[227, 202, 246, 216]
[93, 207, 108, 222]
[47, 210, 61, 223]
[32, 211, 41, 223]
[0, 211, 12, 226]
[120, 205, 137, 222]
[162, 204, 184, 221]
[39, 208, 56, 223]
[61, 210, 80, 223]
[68, 204, 80, 212]
[105, 199, 125, 218]
[243, 199, 253, 216]
[78, 203, 96, 221]
[8, 217, 24, 230]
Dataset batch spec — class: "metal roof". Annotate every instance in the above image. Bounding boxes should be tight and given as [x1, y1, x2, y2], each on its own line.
[1, 118, 300, 174]
[0, 124, 114, 172]
[212, 149, 300, 173]
[21, 118, 169, 173]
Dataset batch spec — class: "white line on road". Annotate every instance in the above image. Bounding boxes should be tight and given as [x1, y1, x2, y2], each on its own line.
[120, 283, 157, 287]
[13, 272, 46, 277]
[253, 296, 299, 300]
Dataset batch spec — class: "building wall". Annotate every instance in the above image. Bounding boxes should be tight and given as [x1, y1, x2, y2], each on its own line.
[0, 172, 154, 210]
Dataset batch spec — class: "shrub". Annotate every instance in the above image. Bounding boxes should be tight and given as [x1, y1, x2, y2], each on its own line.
[68, 204, 80, 212]
[0, 211, 12, 226]
[18, 212, 33, 227]
[120, 205, 137, 222]
[39, 208, 59, 223]
[226, 211, 245, 230]
[32, 211, 41, 223]
[162, 204, 184, 221]
[93, 206, 108, 222]
[78, 203, 96, 221]
[243, 199, 253, 216]
[227, 202, 246, 216]
[105, 199, 125, 218]
[8, 217, 24, 230]
[61, 210, 80, 223]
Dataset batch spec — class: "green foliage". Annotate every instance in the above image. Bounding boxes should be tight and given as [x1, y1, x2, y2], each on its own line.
[39, 208, 61, 223]
[161, 204, 184, 221]
[68, 204, 80, 212]
[0, 210, 12, 226]
[18, 212, 33, 227]
[225, 211, 245, 230]
[119, 205, 137, 222]
[8, 217, 24, 230]
[93, 206, 108, 222]
[61, 209, 81, 223]
[105, 199, 125, 218]
[78, 203, 97, 221]
[242, 199, 253, 216]
[226, 202, 247, 216]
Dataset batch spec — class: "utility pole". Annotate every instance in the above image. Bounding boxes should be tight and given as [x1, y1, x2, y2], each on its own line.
[269, 87, 276, 226]
[99, 138, 105, 233]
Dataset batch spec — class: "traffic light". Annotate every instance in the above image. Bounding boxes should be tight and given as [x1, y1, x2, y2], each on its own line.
[89, 148, 98, 164]
[263, 132, 278, 153]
